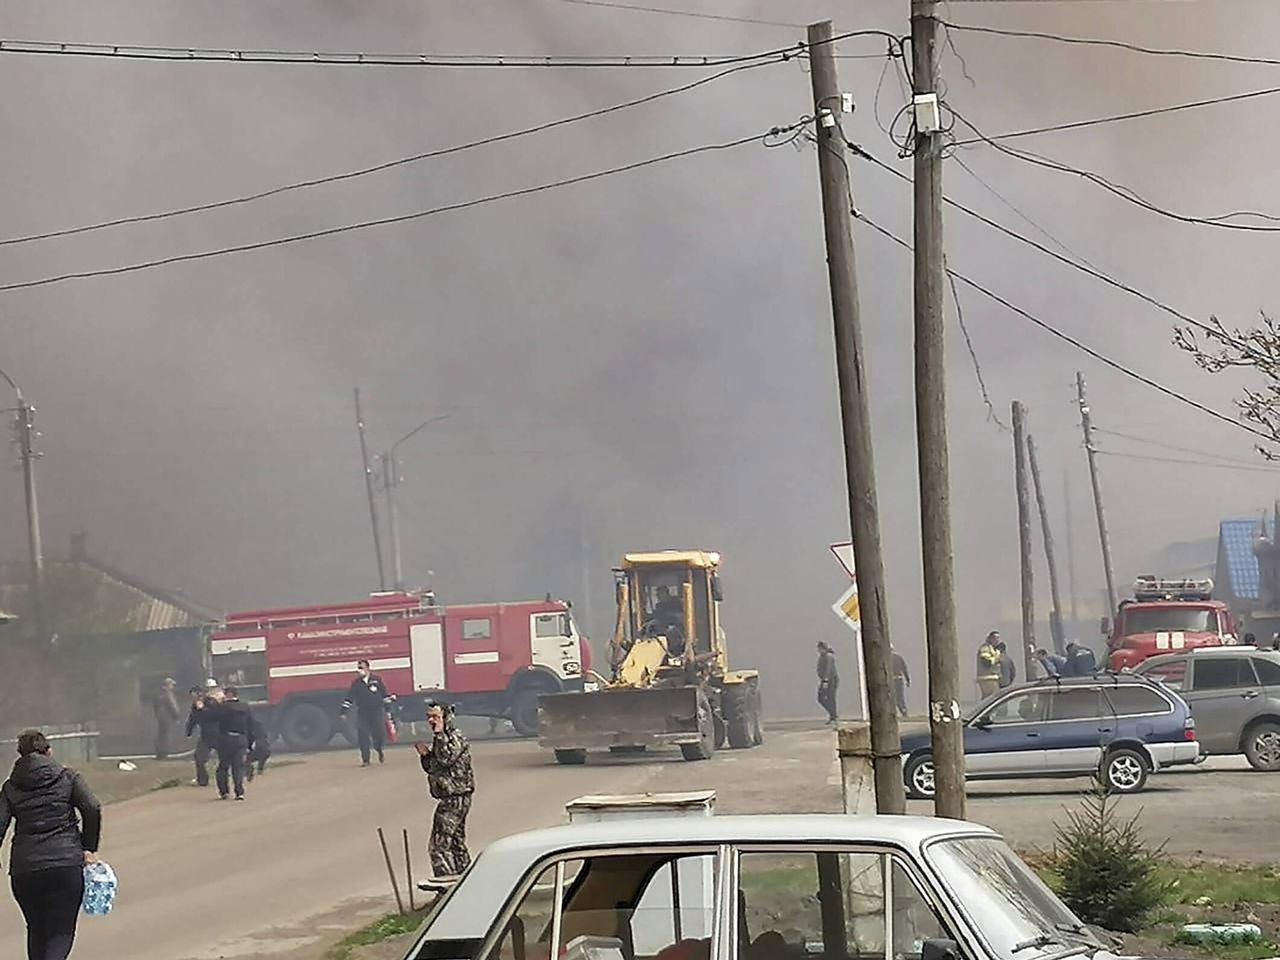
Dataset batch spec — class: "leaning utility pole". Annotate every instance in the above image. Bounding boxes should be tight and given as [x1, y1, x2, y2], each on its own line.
[381, 451, 405, 593]
[1027, 434, 1066, 654]
[1064, 469, 1080, 633]
[353, 388, 387, 591]
[808, 19, 904, 814]
[911, 0, 965, 820]
[1011, 402, 1036, 680]
[1076, 373, 1118, 618]
[13, 398, 44, 638]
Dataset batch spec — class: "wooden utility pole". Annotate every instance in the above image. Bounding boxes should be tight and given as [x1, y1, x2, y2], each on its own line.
[1076, 373, 1118, 618]
[14, 398, 44, 638]
[1064, 469, 1079, 634]
[1027, 435, 1066, 654]
[808, 19, 904, 814]
[1011, 402, 1036, 680]
[911, 0, 965, 820]
[353, 388, 387, 591]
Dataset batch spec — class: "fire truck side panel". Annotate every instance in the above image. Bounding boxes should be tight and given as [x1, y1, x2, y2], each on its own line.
[265, 619, 414, 701]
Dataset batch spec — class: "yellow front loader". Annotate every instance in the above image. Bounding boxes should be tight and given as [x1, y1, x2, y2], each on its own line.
[537, 550, 763, 764]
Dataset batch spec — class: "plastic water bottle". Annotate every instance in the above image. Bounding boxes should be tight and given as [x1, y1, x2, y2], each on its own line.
[82, 861, 118, 916]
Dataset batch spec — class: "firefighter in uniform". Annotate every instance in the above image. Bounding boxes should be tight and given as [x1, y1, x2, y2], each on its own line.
[415, 701, 475, 879]
[340, 659, 397, 767]
[185, 684, 222, 787]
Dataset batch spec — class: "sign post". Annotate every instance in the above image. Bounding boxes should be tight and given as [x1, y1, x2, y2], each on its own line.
[829, 542, 869, 721]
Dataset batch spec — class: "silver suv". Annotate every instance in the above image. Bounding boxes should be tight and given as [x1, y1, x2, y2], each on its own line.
[1136, 647, 1280, 770]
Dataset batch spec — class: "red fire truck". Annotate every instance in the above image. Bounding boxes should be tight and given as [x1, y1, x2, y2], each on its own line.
[1106, 576, 1240, 671]
[208, 591, 590, 751]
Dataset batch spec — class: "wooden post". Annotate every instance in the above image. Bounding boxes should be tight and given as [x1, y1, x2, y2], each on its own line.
[1012, 402, 1036, 680]
[1028, 434, 1066, 654]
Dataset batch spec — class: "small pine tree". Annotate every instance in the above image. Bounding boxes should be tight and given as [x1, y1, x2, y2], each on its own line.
[1051, 787, 1172, 933]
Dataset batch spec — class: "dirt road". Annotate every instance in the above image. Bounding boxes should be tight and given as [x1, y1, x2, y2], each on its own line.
[1, 727, 1274, 960]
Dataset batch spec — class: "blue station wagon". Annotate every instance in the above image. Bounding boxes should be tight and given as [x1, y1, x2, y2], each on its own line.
[900, 675, 1200, 798]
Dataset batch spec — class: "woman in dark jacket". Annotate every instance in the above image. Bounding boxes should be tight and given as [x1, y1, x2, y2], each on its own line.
[0, 729, 102, 960]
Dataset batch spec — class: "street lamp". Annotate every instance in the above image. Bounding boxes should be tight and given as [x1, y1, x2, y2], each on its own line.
[0, 365, 43, 637]
[383, 412, 449, 592]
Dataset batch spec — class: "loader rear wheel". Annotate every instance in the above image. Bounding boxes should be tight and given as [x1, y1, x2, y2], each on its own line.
[680, 731, 714, 762]
[554, 749, 587, 765]
[750, 686, 764, 745]
[725, 687, 753, 750]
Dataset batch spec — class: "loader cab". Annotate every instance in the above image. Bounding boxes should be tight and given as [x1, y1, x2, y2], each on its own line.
[623, 551, 725, 670]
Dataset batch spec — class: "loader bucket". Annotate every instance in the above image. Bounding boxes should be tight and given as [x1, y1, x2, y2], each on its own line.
[537, 685, 705, 752]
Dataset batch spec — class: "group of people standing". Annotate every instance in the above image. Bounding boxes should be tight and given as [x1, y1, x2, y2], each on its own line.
[816, 641, 913, 722]
[977, 630, 1098, 699]
[184, 681, 269, 801]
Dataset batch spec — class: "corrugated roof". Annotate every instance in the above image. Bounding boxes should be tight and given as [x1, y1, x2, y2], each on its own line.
[1220, 519, 1264, 600]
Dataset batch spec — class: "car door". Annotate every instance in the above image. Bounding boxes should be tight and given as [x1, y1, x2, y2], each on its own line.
[1184, 656, 1259, 754]
[1040, 686, 1106, 774]
[1252, 656, 1280, 718]
[965, 690, 1049, 777]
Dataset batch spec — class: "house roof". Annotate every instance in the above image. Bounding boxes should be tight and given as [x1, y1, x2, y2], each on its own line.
[1219, 519, 1264, 600]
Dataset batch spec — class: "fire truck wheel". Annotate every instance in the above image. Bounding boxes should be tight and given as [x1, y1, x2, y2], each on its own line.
[280, 702, 334, 752]
[510, 689, 544, 739]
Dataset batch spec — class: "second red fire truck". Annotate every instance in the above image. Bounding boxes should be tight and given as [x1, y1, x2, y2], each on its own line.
[208, 591, 591, 751]
[1106, 576, 1240, 671]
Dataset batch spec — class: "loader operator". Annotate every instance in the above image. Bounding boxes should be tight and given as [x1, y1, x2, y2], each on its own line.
[649, 585, 686, 655]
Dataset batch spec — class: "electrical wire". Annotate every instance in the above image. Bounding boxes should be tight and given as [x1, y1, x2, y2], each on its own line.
[556, 0, 805, 28]
[850, 210, 1272, 444]
[953, 110, 1280, 233]
[0, 29, 899, 68]
[0, 121, 807, 295]
[949, 82, 1280, 147]
[945, 254, 1008, 431]
[0, 57, 790, 248]
[1095, 450, 1280, 474]
[1093, 427, 1273, 468]
[939, 21, 1280, 69]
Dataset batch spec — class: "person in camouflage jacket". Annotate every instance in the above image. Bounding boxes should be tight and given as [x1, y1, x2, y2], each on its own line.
[415, 702, 474, 878]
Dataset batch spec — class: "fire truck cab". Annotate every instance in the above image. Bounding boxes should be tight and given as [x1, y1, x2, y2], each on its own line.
[1107, 577, 1239, 671]
[209, 591, 590, 751]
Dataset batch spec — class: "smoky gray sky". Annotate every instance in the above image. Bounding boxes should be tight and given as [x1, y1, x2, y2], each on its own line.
[2, 0, 1279, 712]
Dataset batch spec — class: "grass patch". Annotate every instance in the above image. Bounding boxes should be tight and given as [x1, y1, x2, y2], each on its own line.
[324, 909, 431, 960]
[1166, 864, 1280, 908]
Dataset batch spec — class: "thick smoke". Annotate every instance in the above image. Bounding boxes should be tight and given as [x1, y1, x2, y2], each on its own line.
[1, 1, 1279, 712]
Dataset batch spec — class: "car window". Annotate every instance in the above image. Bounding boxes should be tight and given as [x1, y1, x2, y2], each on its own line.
[488, 860, 584, 960]
[1104, 686, 1170, 716]
[983, 692, 1046, 725]
[1141, 659, 1187, 691]
[1192, 658, 1256, 691]
[1252, 658, 1280, 686]
[1048, 687, 1102, 721]
[737, 850, 947, 960]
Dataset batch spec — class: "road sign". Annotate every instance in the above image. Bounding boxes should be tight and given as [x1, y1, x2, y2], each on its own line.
[830, 541, 855, 580]
[831, 583, 860, 626]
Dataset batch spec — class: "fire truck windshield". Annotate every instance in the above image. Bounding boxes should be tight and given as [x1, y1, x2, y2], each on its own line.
[1121, 607, 1217, 635]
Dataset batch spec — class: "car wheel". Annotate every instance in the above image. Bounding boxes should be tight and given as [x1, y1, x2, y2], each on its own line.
[904, 753, 936, 800]
[1102, 748, 1149, 794]
[1244, 721, 1280, 772]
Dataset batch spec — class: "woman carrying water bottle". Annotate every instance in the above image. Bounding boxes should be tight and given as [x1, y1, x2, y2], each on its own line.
[0, 729, 102, 960]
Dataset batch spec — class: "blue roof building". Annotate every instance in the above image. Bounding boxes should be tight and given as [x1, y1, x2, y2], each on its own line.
[1217, 518, 1265, 604]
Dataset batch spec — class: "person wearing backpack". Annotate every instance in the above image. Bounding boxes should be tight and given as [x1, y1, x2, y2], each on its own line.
[0, 729, 103, 960]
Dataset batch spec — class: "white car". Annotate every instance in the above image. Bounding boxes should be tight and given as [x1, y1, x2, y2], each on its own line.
[400, 814, 1122, 960]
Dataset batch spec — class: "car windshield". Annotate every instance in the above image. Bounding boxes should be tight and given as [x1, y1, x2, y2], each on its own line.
[926, 837, 1102, 960]
[1121, 607, 1216, 635]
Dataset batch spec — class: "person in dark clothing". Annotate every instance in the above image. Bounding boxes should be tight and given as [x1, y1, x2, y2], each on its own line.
[816, 641, 839, 724]
[415, 701, 475, 879]
[245, 718, 271, 781]
[890, 646, 910, 718]
[215, 687, 255, 801]
[0, 729, 102, 960]
[153, 677, 181, 761]
[185, 686, 222, 788]
[1065, 642, 1097, 677]
[1033, 647, 1068, 678]
[996, 641, 1017, 688]
[340, 660, 397, 767]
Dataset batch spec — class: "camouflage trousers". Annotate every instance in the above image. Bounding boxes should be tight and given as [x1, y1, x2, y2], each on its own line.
[429, 795, 473, 877]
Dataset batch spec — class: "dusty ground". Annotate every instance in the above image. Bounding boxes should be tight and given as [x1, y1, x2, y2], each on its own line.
[2, 724, 1274, 960]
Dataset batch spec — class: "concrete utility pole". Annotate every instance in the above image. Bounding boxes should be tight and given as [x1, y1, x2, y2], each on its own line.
[1064, 469, 1080, 634]
[1, 368, 43, 638]
[911, 0, 965, 820]
[383, 412, 449, 594]
[1027, 434, 1066, 654]
[807, 19, 904, 814]
[353, 388, 387, 591]
[1076, 373, 1118, 618]
[1012, 402, 1036, 681]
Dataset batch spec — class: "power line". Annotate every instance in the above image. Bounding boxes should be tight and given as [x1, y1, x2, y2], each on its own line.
[1095, 450, 1280, 474]
[945, 253, 1008, 432]
[556, 0, 804, 28]
[0, 58, 790, 248]
[949, 82, 1280, 147]
[1094, 427, 1271, 467]
[851, 210, 1272, 443]
[940, 20, 1280, 68]
[954, 110, 1280, 232]
[0, 121, 806, 294]
[0, 29, 897, 68]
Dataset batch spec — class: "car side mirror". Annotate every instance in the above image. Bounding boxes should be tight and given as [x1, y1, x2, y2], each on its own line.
[972, 715, 991, 730]
[922, 938, 962, 960]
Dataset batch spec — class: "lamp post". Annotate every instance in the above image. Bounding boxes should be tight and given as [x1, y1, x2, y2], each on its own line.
[383, 413, 449, 592]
